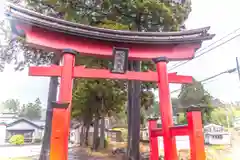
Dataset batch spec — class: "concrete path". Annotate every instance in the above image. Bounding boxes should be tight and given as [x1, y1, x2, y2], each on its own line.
[0, 144, 77, 159]
[0, 145, 41, 158]
[230, 132, 239, 160]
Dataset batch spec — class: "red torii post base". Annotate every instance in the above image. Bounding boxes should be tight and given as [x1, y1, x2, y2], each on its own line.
[187, 107, 206, 160]
[148, 118, 159, 160]
[149, 106, 205, 160]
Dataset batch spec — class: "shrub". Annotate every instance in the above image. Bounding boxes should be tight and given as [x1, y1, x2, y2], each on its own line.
[9, 134, 24, 145]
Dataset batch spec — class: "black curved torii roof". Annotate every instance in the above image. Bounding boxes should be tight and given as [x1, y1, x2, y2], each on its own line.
[5, 3, 215, 45]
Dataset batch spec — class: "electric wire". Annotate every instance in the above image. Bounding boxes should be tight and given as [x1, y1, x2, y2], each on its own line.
[168, 28, 240, 71]
[170, 68, 237, 94]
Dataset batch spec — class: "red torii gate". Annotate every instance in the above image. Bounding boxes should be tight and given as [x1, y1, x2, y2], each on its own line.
[6, 3, 214, 160]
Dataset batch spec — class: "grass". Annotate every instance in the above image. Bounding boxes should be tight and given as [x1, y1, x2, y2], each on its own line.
[207, 145, 226, 150]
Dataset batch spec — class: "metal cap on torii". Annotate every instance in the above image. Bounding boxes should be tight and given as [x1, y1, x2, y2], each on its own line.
[51, 101, 70, 109]
[186, 105, 202, 112]
[147, 117, 159, 121]
[152, 57, 169, 63]
[62, 49, 79, 55]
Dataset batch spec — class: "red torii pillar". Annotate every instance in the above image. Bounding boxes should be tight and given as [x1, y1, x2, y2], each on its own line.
[153, 57, 178, 160]
[49, 50, 75, 160]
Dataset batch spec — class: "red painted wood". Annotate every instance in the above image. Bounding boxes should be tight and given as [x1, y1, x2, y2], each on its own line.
[150, 128, 163, 137]
[17, 23, 200, 61]
[148, 120, 159, 160]
[74, 66, 192, 83]
[29, 65, 192, 84]
[187, 111, 205, 160]
[156, 61, 178, 160]
[29, 65, 61, 77]
[49, 53, 75, 160]
[150, 126, 189, 137]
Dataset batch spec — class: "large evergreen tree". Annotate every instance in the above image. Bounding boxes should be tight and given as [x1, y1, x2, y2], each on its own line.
[178, 78, 214, 124]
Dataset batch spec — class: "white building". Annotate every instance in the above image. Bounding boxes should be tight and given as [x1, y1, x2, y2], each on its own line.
[0, 113, 45, 144]
[204, 124, 231, 145]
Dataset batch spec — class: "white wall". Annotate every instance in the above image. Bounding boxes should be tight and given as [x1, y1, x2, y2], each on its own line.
[0, 124, 6, 144]
[158, 136, 190, 151]
[206, 134, 231, 145]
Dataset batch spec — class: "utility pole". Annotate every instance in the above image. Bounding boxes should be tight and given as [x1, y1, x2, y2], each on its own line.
[236, 57, 240, 82]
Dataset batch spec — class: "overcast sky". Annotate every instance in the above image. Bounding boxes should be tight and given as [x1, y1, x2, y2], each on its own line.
[0, 0, 240, 107]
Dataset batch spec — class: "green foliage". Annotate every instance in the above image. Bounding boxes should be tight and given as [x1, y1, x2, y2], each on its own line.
[1, 98, 42, 120]
[210, 107, 233, 127]
[178, 113, 187, 124]
[178, 78, 206, 107]
[25, 0, 191, 32]
[9, 134, 24, 145]
[2, 99, 20, 113]
[19, 98, 42, 120]
[178, 78, 214, 124]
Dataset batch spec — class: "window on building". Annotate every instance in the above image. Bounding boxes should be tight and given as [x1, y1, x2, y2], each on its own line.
[213, 135, 223, 139]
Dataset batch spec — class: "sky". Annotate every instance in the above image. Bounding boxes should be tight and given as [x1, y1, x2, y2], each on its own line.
[0, 0, 240, 107]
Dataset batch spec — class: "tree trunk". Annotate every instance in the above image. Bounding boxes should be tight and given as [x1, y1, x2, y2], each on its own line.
[84, 124, 90, 146]
[99, 117, 105, 149]
[127, 61, 134, 159]
[93, 118, 99, 151]
[80, 125, 85, 146]
[131, 60, 141, 160]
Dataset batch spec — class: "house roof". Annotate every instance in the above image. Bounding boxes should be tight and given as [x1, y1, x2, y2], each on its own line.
[32, 120, 45, 127]
[7, 118, 44, 129]
[205, 132, 230, 135]
[204, 124, 223, 128]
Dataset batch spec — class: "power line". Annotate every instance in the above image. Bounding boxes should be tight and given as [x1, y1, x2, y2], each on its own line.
[168, 28, 240, 71]
[170, 68, 237, 94]
[168, 27, 240, 69]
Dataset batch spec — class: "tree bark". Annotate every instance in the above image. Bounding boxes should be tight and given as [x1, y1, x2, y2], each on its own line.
[93, 118, 99, 151]
[84, 124, 90, 146]
[131, 60, 141, 160]
[99, 117, 105, 149]
[127, 61, 134, 158]
[80, 125, 85, 146]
